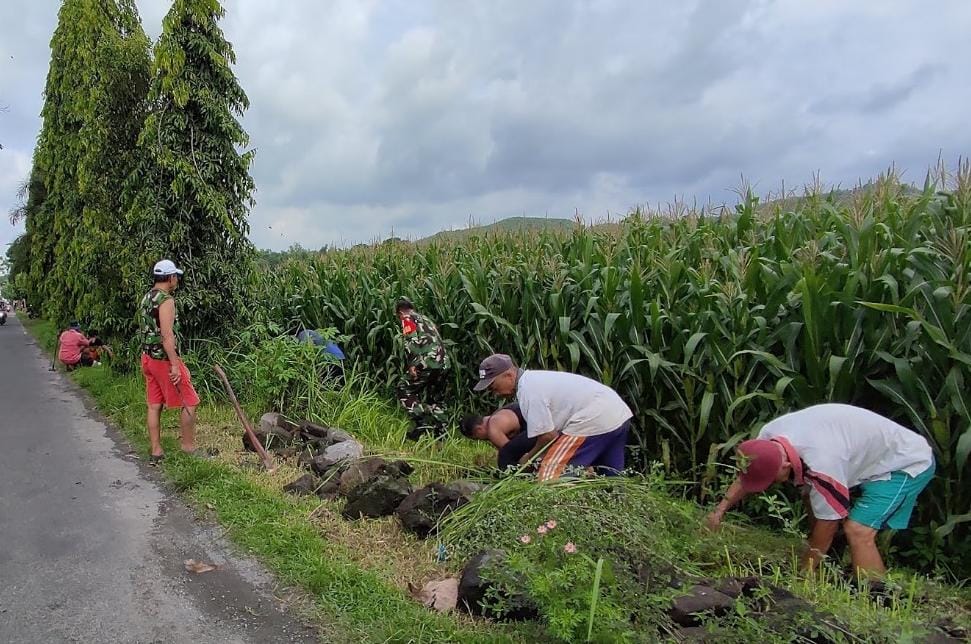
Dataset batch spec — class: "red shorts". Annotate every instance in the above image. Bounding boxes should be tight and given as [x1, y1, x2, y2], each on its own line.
[141, 354, 200, 409]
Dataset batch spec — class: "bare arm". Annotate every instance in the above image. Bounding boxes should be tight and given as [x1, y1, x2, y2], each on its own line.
[158, 299, 182, 384]
[519, 431, 557, 465]
[705, 479, 748, 530]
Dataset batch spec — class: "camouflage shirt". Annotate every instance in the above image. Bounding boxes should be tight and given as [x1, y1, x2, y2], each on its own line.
[139, 288, 178, 360]
[401, 312, 450, 371]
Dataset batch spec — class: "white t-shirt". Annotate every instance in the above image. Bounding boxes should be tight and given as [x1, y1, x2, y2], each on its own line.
[516, 370, 633, 438]
[758, 404, 934, 520]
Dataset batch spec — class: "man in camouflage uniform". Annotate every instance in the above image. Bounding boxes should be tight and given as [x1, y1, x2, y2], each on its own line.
[395, 298, 451, 439]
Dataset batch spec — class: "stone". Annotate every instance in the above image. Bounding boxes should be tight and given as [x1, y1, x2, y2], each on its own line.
[756, 586, 844, 643]
[326, 428, 355, 444]
[384, 460, 414, 478]
[713, 576, 762, 599]
[409, 578, 459, 613]
[283, 474, 320, 497]
[337, 458, 414, 496]
[318, 440, 364, 468]
[299, 422, 355, 446]
[669, 585, 735, 627]
[395, 483, 469, 538]
[260, 412, 300, 434]
[300, 421, 332, 439]
[342, 475, 413, 519]
[457, 550, 537, 621]
[930, 619, 968, 642]
[446, 479, 488, 498]
[302, 437, 333, 455]
[339, 457, 390, 494]
[315, 472, 342, 500]
[308, 454, 344, 477]
[243, 426, 294, 453]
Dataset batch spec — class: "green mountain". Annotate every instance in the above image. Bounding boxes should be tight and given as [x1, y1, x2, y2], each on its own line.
[417, 216, 577, 244]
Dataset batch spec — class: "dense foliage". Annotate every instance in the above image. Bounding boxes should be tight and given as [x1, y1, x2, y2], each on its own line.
[124, 0, 256, 338]
[254, 170, 971, 576]
[25, 0, 150, 329]
[8, 0, 254, 338]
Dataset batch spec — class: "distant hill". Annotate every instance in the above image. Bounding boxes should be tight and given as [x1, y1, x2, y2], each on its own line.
[417, 216, 578, 244]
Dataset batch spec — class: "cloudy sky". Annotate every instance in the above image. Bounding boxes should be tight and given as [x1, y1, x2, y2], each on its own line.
[1, 1, 969, 252]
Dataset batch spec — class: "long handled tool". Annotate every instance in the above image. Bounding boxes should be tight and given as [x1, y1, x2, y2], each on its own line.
[213, 364, 275, 472]
[50, 337, 60, 372]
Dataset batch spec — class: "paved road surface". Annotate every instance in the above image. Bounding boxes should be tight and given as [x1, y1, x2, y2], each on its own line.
[0, 313, 320, 643]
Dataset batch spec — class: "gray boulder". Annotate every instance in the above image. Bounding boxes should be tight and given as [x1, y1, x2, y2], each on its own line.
[669, 585, 735, 627]
[282, 474, 320, 497]
[395, 483, 469, 538]
[243, 426, 294, 453]
[342, 475, 413, 519]
[318, 440, 364, 468]
[338, 458, 413, 496]
[299, 421, 355, 446]
[458, 550, 537, 621]
[261, 412, 300, 434]
[446, 479, 487, 498]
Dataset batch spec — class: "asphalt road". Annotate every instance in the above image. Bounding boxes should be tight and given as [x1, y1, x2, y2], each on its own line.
[0, 313, 321, 643]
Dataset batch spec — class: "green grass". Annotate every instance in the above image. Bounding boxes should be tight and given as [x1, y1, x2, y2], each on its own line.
[26, 319, 540, 644]
[27, 318, 971, 643]
[441, 476, 971, 642]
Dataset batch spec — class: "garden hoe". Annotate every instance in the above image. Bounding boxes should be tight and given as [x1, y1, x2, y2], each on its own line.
[213, 364, 276, 472]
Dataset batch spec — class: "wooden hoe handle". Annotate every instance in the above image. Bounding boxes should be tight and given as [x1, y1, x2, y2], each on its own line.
[213, 364, 275, 472]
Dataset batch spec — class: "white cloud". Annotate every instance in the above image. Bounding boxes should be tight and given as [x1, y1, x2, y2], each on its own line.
[1, 0, 970, 252]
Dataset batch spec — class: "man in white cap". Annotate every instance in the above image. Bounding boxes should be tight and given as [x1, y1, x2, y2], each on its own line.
[473, 354, 633, 481]
[139, 259, 200, 463]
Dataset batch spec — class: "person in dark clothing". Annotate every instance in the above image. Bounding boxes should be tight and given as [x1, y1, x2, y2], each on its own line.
[460, 403, 537, 471]
[395, 298, 451, 439]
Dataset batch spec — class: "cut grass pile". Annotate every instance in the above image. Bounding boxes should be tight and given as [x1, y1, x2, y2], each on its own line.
[27, 318, 971, 643]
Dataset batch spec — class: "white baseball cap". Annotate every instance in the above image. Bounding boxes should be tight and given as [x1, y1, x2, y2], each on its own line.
[153, 259, 184, 276]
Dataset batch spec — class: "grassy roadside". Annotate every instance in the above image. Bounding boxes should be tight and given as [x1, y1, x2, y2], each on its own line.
[26, 319, 538, 644]
[28, 318, 971, 642]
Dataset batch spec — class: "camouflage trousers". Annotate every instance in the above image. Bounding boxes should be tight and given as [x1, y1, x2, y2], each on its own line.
[396, 367, 449, 437]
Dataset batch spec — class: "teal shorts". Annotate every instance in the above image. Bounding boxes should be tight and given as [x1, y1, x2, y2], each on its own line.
[848, 463, 935, 530]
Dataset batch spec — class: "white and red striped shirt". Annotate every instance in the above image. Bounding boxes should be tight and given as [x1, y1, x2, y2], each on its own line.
[758, 404, 933, 521]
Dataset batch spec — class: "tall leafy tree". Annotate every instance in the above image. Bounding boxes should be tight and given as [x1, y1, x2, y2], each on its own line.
[29, 0, 150, 329]
[126, 0, 256, 338]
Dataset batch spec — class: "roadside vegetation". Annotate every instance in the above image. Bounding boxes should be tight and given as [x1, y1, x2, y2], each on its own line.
[5, 0, 971, 640]
[25, 316, 971, 642]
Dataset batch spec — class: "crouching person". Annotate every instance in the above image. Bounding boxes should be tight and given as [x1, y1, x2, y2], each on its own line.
[58, 321, 101, 370]
[460, 402, 537, 471]
[473, 354, 632, 481]
[705, 403, 935, 578]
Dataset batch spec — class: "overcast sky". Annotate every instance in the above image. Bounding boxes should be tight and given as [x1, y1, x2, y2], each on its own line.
[1, 1, 969, 252]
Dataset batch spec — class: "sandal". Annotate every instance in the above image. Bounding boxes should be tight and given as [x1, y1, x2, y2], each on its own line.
[148, 453, 165, 466]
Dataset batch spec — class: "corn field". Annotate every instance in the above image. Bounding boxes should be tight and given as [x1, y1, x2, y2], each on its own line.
[253, 168, 971, 573]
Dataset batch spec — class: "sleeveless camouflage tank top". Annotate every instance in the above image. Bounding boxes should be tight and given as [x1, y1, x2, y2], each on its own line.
[139, 288, 177, 360]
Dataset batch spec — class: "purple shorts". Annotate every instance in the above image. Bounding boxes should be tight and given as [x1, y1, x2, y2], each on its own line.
[537, 420, 630, 481]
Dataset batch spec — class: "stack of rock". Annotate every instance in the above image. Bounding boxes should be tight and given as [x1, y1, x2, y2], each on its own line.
[260, 413, 487, 537]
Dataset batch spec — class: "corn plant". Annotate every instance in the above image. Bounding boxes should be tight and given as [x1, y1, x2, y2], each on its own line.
[250, 164, 971, 576]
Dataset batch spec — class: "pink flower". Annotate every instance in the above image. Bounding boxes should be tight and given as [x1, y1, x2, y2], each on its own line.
[546, 520, 557, 530]
[563, 542, 577, 554]
[537, 525, 548, 535]
[519, 534, 532, 544]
